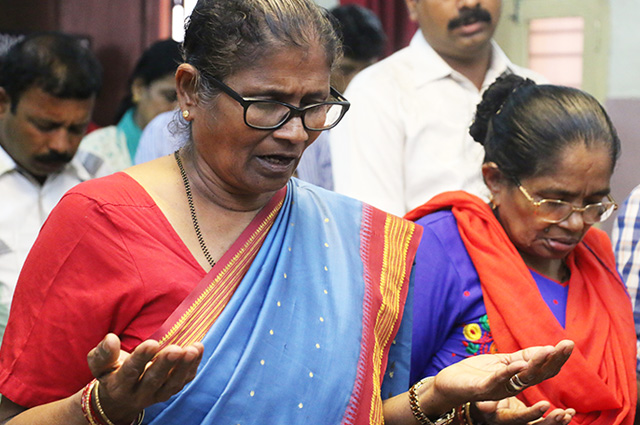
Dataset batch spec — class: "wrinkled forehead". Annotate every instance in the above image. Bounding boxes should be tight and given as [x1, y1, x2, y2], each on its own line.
[231, 36, 333, 78]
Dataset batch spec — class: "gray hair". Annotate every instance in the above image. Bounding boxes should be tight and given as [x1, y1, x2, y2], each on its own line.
[182, 0, 341, 103]
[470, 74, 620, 181]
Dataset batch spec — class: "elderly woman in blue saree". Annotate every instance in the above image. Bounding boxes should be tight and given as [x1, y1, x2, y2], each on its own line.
[0, 1, 575, 424]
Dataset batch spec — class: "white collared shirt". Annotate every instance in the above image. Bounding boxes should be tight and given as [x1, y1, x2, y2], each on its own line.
[330, 31, 546, 216]
[0, 146, 111, 306]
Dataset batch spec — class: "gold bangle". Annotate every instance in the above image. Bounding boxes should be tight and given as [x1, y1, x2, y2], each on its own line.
[94, 380, 146, 425]
[464, 402, 475, 425]
[131, 410, 145, 425]
[93, 381, 116, 425]
[455, 402, 475, 425]
[434, 408, 457, 425]
[81, 379, 99, 425]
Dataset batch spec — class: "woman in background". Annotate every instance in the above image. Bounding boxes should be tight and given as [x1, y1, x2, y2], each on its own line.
[407, 74, 636, 424]
[80, 38, 181, 171]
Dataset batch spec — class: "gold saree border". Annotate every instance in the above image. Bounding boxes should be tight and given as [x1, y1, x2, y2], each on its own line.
[368, 213, 418, 424]
[342, 204, 422, 425]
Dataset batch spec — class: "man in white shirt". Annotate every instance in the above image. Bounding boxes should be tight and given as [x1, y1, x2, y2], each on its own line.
[0, 32, 108, 343]
[295, 4, 386, 191]
[331, 0, 545, 216]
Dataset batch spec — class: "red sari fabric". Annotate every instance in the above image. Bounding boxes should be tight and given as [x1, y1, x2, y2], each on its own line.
[406, 191, 636, 425]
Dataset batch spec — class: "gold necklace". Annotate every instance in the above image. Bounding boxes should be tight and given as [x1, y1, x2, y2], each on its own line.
[174, 150, 216, 268]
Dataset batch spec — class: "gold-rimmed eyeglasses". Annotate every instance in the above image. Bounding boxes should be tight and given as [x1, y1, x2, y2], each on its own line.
[517, 185, 618, 224]
[208, 76, 350, 131]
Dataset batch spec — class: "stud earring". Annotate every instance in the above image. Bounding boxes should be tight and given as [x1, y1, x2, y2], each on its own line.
[182, 110, 190, 119]
[489, 194, 497, 210]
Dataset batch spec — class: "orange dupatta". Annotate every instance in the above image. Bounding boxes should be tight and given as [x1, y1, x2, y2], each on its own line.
[406, 191, 636, 425]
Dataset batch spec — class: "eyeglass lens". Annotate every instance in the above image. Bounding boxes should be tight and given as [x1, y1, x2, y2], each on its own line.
[537, 201, 615, 224]
[245, 102, 344, 130]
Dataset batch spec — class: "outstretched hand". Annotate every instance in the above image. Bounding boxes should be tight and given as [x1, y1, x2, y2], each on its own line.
[86, 333, 204, 424]
[476, 397, 575, 425]
[433, 340, 574, 406]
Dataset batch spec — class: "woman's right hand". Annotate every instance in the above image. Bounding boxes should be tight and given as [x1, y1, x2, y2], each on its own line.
[86, 333, 204, 424]
[432, 339, 574, 406]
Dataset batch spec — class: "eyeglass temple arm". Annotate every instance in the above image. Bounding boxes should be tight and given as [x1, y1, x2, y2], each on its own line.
[330, 86, 349, 103]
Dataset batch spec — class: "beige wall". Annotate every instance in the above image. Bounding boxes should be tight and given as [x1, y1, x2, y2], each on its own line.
[314, 0, 339, 8]
[603, 0, 640, 234]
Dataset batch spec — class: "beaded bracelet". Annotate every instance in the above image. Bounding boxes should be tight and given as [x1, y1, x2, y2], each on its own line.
[408, 377, 434, 425]
[80, 379, 145, 425]
[409, 377, 482, 425]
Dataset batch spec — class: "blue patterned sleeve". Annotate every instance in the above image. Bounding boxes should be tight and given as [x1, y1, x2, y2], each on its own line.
[612, 184, 640, 375]
[381, 266, 414, 399]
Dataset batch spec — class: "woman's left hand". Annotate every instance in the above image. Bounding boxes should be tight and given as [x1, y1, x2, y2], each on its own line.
[382, 340, 575, 425]
[476, 397, 575, 425]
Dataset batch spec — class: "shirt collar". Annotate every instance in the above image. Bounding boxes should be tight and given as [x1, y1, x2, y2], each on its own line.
[0, 145, 18, 177]
[409, 31, 452, 86]
[484, 42, 514, 88]
[410, 30, 516, 89]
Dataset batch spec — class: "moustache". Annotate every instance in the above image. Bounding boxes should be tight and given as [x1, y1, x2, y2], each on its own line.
[34, 151, 74, 165]
[448, 6, 492, 31]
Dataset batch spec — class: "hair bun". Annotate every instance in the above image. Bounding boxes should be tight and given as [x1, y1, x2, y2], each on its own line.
[469, 73, 536, 145]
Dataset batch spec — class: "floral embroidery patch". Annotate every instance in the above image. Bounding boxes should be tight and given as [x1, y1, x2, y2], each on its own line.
[461, 314, 495, 356]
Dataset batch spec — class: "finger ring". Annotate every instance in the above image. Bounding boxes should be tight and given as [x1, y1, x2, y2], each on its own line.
[512, 374, 527, 388]
[505, 374, 526, 394]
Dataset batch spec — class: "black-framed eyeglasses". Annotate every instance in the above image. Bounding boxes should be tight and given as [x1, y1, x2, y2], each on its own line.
[517, 184, 618, 224]
[208, 76, 350, 131]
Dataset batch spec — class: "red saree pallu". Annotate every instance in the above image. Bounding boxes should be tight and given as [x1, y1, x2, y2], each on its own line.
[406, 191, 636, 425]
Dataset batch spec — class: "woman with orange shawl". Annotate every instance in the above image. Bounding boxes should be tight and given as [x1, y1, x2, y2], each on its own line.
[407, 74, 636, 425]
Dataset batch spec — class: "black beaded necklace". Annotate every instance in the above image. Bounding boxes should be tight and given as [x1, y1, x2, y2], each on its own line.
[174, 150, 216, 268]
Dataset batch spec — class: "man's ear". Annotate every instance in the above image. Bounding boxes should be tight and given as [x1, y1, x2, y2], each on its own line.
[0, 88, 12, 118]
[175, 64, 199, 118]
[404, 0, 419, 22]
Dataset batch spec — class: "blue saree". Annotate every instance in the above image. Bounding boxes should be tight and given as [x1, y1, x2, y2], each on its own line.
[144, 179, 422, 424]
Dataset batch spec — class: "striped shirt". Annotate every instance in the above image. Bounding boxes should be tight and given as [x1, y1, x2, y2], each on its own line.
[612, 184, 640, 374]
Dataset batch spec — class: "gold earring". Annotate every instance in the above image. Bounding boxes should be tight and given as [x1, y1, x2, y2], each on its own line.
[182, 110, 190, 119]
[489, 194, 498, 210]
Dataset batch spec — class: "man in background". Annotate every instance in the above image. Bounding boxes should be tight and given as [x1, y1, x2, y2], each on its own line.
[331, 0, 544, 215]
[0, 32, 107, 344]
[296, 4, 387, 190]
